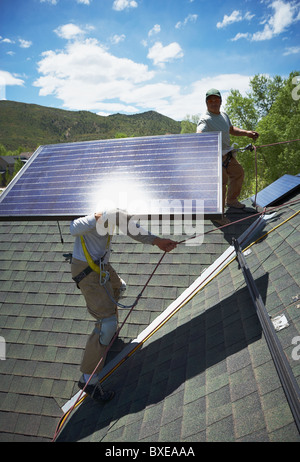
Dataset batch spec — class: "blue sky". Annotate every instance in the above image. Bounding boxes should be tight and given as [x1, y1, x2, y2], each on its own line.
[1, 0, 299, 120]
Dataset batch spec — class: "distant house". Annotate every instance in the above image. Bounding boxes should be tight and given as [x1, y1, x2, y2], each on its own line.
[0, 156, 16, 174]
[19, 152, 34, 163]
[0, 153, 33, 186]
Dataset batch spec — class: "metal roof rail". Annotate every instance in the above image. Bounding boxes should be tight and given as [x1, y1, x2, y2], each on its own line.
[233, 238, 300, 434]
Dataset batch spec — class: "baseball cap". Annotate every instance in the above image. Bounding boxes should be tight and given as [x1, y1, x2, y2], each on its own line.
[206, 88, 222, 100]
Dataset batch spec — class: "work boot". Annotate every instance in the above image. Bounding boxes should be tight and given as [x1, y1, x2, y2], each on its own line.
[214, 216, 231, 226]
[78, 377, 115, 403]
[226, 200, 245, 209]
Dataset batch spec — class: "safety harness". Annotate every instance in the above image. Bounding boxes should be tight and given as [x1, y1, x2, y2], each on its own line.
[72, 234, 112, 288]
[222, 144, 254, 169]
[222, 151, 233, 169]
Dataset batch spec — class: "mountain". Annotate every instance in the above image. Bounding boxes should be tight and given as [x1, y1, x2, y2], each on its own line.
[0, 100, 182, 151]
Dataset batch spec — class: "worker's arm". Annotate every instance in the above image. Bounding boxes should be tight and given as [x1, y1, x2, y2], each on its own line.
[95, 209, 177, 252]
[70, 214, 97, 236]
[229, 126, 259, 141]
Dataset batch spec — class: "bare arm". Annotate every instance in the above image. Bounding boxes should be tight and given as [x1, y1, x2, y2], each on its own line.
[95, 210, 177, 253]
[229, 126, 259, 141]
[152, 237, 177, 253]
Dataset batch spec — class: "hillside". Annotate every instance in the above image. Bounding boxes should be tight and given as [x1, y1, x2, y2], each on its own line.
[0, 100, 182, 151]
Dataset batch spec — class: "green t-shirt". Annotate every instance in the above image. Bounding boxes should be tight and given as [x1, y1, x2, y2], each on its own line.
[197, 111, 232, 155]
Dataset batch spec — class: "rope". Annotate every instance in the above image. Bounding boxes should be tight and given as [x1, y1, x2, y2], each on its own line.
[255, 139, 300, 149]
[253, 144, 258, 207]
[52, 251, 167, 441]
[52, 138, 300, 441]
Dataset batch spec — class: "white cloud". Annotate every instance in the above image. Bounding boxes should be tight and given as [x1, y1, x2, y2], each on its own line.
[1, 37, 32, 48]
[217, 10, 243, 28]
[252, 0, 300, 41]
[141, 25, 161, 48]
[231, 32, 251, 41]
[175, 14, 198, 29]
[33, 38, 154, 111]
[112, 0, 138, 11]
[148, 24, 161, 37]
[40, 0, 92, 4]
[40, 0, 58, 5]
[244, 12, 255, 21]
[32, 32, 252, 120]
[229, 1, 299, 42]
[147, 41, 184, 67]
[283, 46, 300, 55]
[217, 10, 254, 29]
[1, 37, 15, 44]
[121, 82, 181, 109]
[110, 34, 126, 45]
[19, 39, 32, 48]
[158, 73, 252, 120]
[54, 24, 85, 40]
[0, 70, 25, 87]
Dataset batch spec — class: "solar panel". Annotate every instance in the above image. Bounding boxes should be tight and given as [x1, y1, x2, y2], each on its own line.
[0, 133, 222, 221]
[251, 174, 300, 208]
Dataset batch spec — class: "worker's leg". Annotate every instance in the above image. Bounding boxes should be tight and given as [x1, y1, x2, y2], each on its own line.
[222, 165, 229, 212]
[226, 157, 244, 204]
[71, 259, 118, 375]
[107, 262, 125, 303]
[80, 316, 117, 374]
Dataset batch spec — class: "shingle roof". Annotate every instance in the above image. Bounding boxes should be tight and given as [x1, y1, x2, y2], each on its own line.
[0, 191, 299, 442]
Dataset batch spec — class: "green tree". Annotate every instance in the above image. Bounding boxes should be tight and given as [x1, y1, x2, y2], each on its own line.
[249, 74, 284, 119]
[0, 144, 7, 156]
[224, 89, 258, 131]
[5, 168, 11, 186]
[181, 114, 198, 134]
[224, 74, 285, 134]
[12, 158, 24, 179]
[115, 132, 129, 138]
[254, 71, 300, 185]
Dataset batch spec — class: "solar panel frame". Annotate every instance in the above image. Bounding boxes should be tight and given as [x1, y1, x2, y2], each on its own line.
[0, 133, 223, 221]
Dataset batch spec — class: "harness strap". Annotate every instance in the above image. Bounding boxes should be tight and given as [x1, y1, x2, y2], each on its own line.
[72, 265, 93, 288]
[78, 235, 111, 285]
[222, 151, 233, 169]
[80, 235, 101, 275]
[73, 225, 114, 287]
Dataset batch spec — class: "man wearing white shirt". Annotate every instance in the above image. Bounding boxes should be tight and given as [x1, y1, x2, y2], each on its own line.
[70, 208, 177, 402]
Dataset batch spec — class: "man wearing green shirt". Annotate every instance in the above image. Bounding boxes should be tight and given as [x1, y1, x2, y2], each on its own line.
[197, 88, 259, 225]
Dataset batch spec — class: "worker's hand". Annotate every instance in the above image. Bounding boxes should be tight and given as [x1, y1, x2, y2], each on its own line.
[153, 237, 177, 252]
[94, 212, 103, 221]
[247, 131, 259, 141]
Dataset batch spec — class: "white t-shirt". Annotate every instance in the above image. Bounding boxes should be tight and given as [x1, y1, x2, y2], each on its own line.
[197, 111, 232, 155]
[70, 210, 157, 262]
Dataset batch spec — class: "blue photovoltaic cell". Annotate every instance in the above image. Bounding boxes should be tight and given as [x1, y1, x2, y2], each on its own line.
[0, 133, 222, 220]
[251, 174, 300, 207]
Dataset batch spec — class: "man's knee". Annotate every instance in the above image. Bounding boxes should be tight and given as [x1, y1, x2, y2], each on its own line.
[98, 315, 118, 346]
[231, 159, 244, 179]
